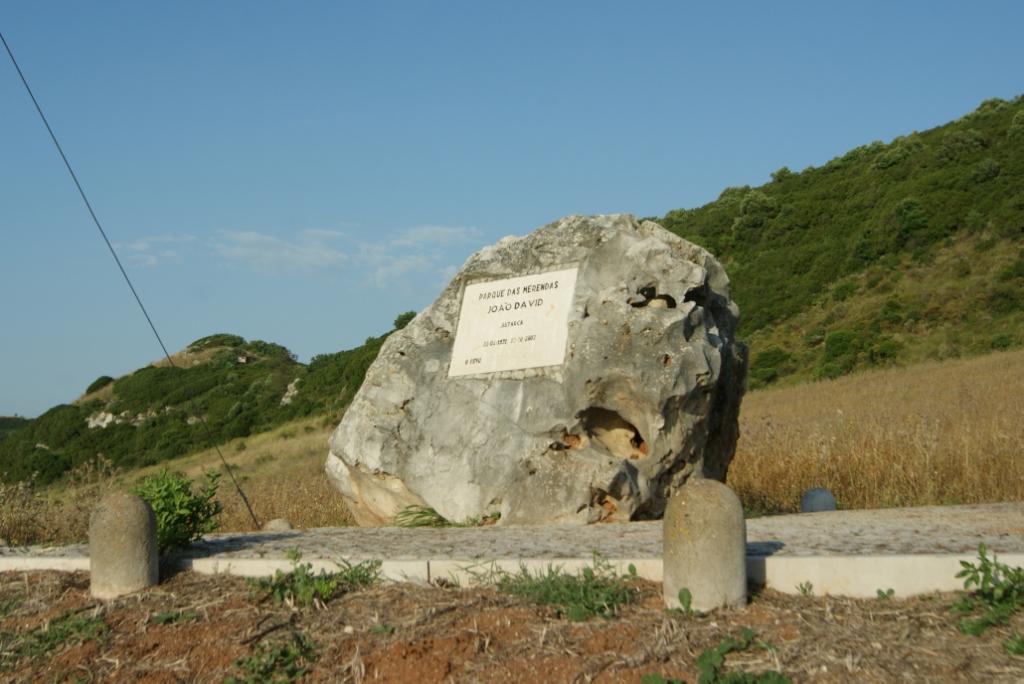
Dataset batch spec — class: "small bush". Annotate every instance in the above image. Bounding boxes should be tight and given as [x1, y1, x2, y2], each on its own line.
[970, 158, 1001, 184]
[824, 330, 857, 361]
[134, 469, 222, 553]
[85, 376, 114, 395]
[832, 281, 857, 302]
[393, 311, 416, 330]
[991, 334, 1014, 350]
[952, 544, 1024, 636]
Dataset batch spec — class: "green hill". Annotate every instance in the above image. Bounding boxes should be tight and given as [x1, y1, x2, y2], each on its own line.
[0, 324, 401, 484]
[655, 95, 1024, 386]
[0, 416, 29, 442]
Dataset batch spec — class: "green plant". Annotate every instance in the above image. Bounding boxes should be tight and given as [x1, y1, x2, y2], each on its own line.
[393, 310, 416, 329]
[494, 558, 639, 621]
[226, 630, 318, 683]
[152, 610, 201, 625]
[876, 588, 895, 600]
[392, 505, 452, 527]
[133, 469, 222, 553]
[1005, 632, 1024, 656]
[694, 628, 790, 683]
[674, 587, 694, 615]
[641, 675, 684, 684]
[796, 581, 813, 597]
[952, 544, 1024, 636]
[0, 612, 107, 669]
[0, 597, 20, 618]
[370, 624, 397, 635]
[248, 549, 380, 609]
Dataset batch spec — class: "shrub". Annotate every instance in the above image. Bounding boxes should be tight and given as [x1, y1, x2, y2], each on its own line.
[393, 311, 416, 330]
[952, 544, 1024, 636]
[134, 469, 222, 552]
[824, 330, 857, 361]
[997, 253, 1024, 282]
[749, 347, 793, 387]
[1008, 111, 1024, 140]
[832, 282, 857, 302]
[991, 334, 1014, 350]
[970, 158, 1001, 183]
[940, 129, 986, 161]
[85, 376, 114, 395]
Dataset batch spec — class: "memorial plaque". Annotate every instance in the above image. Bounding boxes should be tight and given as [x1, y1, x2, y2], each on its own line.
[449, 267, 578, 377]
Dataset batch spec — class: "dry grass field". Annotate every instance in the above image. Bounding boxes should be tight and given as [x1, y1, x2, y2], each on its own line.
[3, 349, 1022, 545]
[730, 348, 1024, 514]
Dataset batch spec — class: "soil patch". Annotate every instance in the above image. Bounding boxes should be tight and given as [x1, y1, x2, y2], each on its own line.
[1, 570, 1021, 682]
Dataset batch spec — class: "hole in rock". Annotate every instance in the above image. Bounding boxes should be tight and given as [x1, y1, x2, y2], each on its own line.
[578, 407, 648, 460]
[629, 286, 676, 309]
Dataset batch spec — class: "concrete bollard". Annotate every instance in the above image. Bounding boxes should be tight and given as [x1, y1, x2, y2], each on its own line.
[663, 478, 746, 612]
[89, 492, 159, 600]
[800, 487, 837, 513]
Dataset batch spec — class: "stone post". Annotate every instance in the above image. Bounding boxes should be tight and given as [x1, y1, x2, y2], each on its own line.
[89, 492, 158, 600]
[663, 478, 746, 611]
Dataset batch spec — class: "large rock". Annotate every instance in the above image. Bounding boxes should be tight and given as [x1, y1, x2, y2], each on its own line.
[326, 214, 747, 525]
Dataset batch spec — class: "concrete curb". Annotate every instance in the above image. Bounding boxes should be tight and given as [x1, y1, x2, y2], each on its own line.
[5, 552, 1023, 599]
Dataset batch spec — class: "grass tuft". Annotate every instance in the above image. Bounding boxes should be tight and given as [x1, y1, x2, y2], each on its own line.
[493, 557, 640, 621]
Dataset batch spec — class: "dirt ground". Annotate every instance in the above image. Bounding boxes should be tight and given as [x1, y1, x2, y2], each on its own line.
[1, 570, 1021, 683]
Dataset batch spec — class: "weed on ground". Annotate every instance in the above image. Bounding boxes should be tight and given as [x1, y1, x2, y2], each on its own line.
[492, 560, 642, 621]
[247, 549, 381, 609]
[2, 569, 1023, 681]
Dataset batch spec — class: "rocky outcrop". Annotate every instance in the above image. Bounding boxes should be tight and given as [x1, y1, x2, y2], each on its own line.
[325, 214, 747, 526]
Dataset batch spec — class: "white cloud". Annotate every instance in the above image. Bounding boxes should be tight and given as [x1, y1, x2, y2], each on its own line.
[392, 224, 480, 247]
[214, 230, 348, 271]
[114, 233, 195, 267]
[209, 222, 480, 287]
[358, 224, 479, 285]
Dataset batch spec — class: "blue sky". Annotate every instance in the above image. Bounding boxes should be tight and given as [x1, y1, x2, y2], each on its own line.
[2, 2, 1023, 417]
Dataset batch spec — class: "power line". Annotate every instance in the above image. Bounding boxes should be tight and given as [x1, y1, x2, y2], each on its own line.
[1, 31, 259, 529]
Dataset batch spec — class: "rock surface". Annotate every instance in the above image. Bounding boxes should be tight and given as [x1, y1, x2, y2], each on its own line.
[326, 214, 747, 526]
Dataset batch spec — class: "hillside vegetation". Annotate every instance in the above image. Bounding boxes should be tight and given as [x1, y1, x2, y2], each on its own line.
[0, 417, 29, 442]
[0, 320, 404, 484]
[657, 95, 1024, 386]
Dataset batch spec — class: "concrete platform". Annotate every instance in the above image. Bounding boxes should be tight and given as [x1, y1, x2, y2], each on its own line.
[2, 502, 1021, 598]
